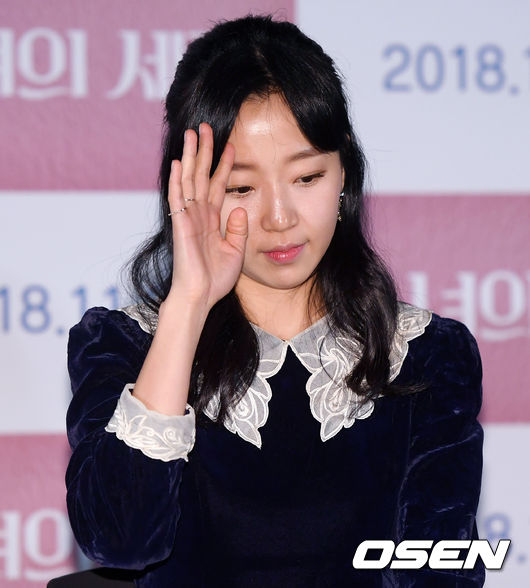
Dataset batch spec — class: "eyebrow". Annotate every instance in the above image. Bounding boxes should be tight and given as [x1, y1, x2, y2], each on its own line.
[231, 146, 323, 172]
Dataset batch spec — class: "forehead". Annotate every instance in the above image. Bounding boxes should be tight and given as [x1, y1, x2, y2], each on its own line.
[227, 93, 336, 172]
[229, 93, 309, 151]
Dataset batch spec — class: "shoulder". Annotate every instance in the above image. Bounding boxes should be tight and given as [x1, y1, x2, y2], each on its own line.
[67, 305, 157, 380]
[398, 303, 483, 425]
[69, 304, 157, 342]
[396, 302, 481, 377]
[416, 309, 482, 385]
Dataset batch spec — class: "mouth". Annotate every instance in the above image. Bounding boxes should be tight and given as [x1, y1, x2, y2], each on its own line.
[263, 243, 305, 263]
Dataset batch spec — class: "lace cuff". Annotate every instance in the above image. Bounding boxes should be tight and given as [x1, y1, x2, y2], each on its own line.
[105, 384, 196, 462]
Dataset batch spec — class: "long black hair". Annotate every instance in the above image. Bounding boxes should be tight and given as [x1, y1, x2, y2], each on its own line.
[127, 14, 416, 423]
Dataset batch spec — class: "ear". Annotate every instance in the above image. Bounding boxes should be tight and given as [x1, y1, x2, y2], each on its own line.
[341, 166, 345, 191]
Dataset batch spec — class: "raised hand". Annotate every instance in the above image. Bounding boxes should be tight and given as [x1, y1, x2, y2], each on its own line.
[166, 122, 248, 311]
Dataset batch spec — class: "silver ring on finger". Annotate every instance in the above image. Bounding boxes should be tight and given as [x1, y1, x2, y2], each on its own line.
[184, 197, 196, 202]
[168, 207, 187, 216]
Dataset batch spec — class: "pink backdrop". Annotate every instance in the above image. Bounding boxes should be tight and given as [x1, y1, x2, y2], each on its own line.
[372, 194, 529, 422]
[0, 0, 293, 189]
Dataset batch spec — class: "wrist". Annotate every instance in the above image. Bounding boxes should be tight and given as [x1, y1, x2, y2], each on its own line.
[159, 291, 210, 325]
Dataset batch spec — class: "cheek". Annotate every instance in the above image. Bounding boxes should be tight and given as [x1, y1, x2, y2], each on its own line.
[304, 195, 340, 231]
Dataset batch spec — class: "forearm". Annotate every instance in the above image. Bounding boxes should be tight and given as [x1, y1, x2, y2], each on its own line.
[132, 295, 209, 415]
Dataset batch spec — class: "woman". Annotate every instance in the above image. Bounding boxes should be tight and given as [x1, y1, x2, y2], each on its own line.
[66, 14, 485, 587]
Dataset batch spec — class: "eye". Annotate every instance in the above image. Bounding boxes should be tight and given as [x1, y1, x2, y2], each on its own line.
[225, 185, 252, 198]
[297, 172, 325, 186]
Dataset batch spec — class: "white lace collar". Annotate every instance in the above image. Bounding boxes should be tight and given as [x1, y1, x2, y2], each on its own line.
[119, 302, 432, 449]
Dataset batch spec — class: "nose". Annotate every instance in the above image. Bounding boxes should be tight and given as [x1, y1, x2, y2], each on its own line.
[260, 186, 298, 232]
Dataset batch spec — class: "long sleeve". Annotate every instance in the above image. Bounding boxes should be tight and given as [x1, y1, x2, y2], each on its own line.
[65, 307, 193, 570]
[383, 317, 485, 587]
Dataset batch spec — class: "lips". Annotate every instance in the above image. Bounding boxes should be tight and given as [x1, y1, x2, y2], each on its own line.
[263, 243, 305, 263]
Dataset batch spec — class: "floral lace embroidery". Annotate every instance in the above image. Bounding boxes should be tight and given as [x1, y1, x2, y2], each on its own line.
[120, 304, 158, 335]
[118, 302, 432, 449]
[105, 384, 196, 462]
[203, 342, 287, 448]
[293, 334, 371, 442]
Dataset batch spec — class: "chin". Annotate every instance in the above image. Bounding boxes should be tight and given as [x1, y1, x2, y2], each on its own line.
[247, 267, 318, 292]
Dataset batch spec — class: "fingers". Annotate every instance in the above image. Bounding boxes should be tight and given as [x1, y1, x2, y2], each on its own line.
[168, 160, 185, 215]
[224, 207, 248, 254]
[195, 123, 214, 200]
[178, 122, 235, 210]
[182, 123, 215, 203]
[209, 141, 235, 210]
[181, 129, 198, 201]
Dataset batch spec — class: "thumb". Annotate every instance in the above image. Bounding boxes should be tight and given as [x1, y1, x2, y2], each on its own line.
[225, 207, 248, 253]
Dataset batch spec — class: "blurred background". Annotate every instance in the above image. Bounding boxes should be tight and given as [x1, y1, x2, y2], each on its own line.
[0, 1, 528, 585]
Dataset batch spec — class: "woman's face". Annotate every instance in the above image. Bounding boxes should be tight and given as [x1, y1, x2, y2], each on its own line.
[220, 93, 344, 301]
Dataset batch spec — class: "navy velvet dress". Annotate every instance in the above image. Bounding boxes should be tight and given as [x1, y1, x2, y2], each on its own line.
[65, 302, 485, 587]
